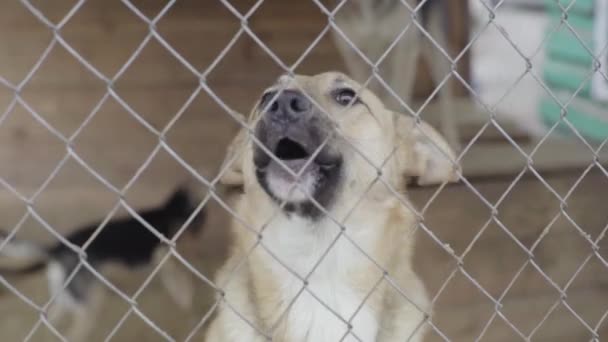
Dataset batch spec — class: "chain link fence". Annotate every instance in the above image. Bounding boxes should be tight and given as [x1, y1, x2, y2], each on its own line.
[0, 0, 607, 341]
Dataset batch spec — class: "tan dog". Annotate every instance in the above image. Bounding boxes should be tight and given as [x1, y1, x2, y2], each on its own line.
[206, 72, 458, 341]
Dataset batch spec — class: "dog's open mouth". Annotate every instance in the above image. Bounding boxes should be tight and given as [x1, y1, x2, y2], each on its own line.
[274, 138, 342, 170]
[275, 138, 309, 161]
[253, 129, 343, 209]
[272, 138, 312, 174]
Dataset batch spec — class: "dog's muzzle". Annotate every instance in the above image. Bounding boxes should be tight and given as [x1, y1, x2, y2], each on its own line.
[253, 90, 342, 215]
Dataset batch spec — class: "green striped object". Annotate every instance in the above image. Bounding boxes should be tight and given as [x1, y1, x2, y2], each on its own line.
[540, 93, 608, 142]
[545, 19, 593, 65]
[540, 0, 608, 140]
[543, 59, 592, 97]
[545, 0, 595, 16]
[546, 9, 594, 31]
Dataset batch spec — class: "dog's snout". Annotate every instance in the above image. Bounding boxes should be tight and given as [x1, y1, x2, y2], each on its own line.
[264, 90, 311, 123]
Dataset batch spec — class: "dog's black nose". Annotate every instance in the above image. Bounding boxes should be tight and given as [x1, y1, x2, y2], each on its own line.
[263, 90, 311, 124]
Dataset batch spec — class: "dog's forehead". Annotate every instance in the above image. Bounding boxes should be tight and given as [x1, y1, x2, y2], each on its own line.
[270, 72, 356, 94]
[275, 74, 309, 89]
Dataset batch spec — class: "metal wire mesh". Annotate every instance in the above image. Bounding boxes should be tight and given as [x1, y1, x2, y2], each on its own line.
[0, 0, 607, 341]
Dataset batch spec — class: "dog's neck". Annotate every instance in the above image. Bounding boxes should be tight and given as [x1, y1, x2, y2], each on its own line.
[241, 191, 400, 268]
[237, 193, 412, 341]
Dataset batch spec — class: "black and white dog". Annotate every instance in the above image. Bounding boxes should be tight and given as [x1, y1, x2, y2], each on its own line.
[0, 187, 206, 340]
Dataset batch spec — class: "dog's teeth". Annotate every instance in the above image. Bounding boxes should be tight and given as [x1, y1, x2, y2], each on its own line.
[319, 164, 335, 170]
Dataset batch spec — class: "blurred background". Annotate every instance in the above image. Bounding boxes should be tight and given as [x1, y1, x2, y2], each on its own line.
[0, 0, 607, 341]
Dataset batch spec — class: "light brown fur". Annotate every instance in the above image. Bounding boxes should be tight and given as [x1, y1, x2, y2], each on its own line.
[206, 72, 458, 341]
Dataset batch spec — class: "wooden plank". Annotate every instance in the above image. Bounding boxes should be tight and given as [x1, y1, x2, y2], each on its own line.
[0, 0, 340, 87]
[412, 169, 608, 247]
[0, 29, 339, 88]
[0, 37, 340, 89]
[462, 138, 608, 178]
[408, 169, 608, 307]
[415, 97, 607, 178]
[446, 0, 471, 97]
[414, 97, 530, 143]
[416, 225, 608, 307]
[430, 285, 608, 341]
[410, 97, 606, 178]
[0, 0, 324, 30]
[1, 0, 460, 99]
[0, 86, 243, 193]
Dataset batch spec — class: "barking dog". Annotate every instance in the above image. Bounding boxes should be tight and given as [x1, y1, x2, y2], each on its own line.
[206, 72, 458, 341]
[0, 187, 206, 341]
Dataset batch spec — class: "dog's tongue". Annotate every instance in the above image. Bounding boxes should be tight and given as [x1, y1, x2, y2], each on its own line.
[278, 158, 311, 173]
[270, 158, 316, 182]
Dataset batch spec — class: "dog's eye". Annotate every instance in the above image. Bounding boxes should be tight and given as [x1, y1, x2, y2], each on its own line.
[333, 88, 359, 106]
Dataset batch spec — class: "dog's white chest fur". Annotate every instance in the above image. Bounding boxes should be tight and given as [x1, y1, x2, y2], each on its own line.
[263, 213, 382, 341]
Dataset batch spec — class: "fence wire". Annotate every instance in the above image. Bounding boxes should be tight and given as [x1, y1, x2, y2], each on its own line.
[0, 0, 607, 341]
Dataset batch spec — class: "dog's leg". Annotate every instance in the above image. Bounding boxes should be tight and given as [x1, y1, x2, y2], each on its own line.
[205, 304, 267, 342]
[64, 284, 103, 342]
[332, 0, 386, 85]
[204, 255, 267, 342]
[47, 260, 100, 341]
[46, 261, 70, 325]
[47, 296, 70, 326]
[332, 23, 370, 85]
[388, 26, 421, 112]
[421, 5, 460, 151]
[46, 261, 64, 298]
[377, 274, 430, 342]
[154, 245, 195, 311]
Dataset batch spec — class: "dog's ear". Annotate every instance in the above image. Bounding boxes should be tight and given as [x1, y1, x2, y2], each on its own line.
[394, 114, 459, 185]
[219, 119, 249, 187]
